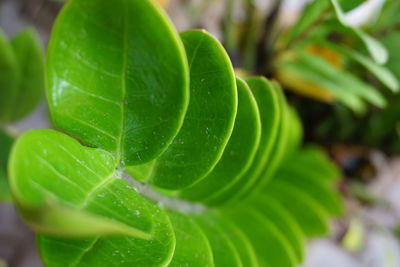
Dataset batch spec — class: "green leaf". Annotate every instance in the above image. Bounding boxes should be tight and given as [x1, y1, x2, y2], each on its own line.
[284, 146, 341, 181]
[8, 28, 45, 122]
[338, 0, 365, 12]
[329, 0, 388, 64]
[282, 0, 330, 47]
[178, 77, 260, 202]
[195, 213, 243, 267]
[286, 51, 387, 111]
[213, 212, 258, 267]
[228, 207, 297, 267]
[319, 41, 399, 92]
[250, 195, 305, 263]
[0, 29, 19, 123]
[205, 78, 281, 205]
[242, 82, 293, 199]
[46, 0, 190, 166]
[263, 180, 330, 237]
[129, 29, 237, 190]
[275, 171, 343, 216]
[10, 129, 163, 238]
[0, 129, 13, 201]
[168, 211, 214, 267]
[11, 129, 176, 266]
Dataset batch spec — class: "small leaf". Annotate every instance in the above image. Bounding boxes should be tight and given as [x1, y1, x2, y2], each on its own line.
[263, 181, 330, 237]
[195, 213, 243, 267]
[0, 29, 19, 123]
[178, 77, 261, 202]
[168, 211, 214, 267]
[47, 0, 190, 165]
[228, 207, 297, 267]
[0, 129, 13, 201]
[9, 28, 45, 122]
[213, 212, 258, 267]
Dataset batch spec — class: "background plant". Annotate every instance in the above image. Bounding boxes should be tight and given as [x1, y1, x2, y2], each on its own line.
[0, 27, 44, 201]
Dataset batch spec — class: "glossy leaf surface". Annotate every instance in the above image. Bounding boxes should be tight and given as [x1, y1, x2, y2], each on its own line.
[206, 77, 281, 205]
[179, 78, 260, 201]
[143, 30, 237, 190]
[10, 130, 169, 239]
[47, 0, 189, 165]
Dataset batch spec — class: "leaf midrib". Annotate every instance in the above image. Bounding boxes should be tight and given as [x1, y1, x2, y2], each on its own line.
[118, 0, 128, 164]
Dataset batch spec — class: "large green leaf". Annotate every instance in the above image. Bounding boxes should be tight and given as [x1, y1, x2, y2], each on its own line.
[8, 28, 44, 122]
[10, 130, 160, 238]
[178, 77, 260, 201]
[0, 29, 19, 123]
[46, 0, 189, 166]
[129, 30, 237, 190]
[11, 129, 176, 266]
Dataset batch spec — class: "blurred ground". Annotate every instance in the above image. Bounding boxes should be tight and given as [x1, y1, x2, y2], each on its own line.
[0, 0, 399, 266]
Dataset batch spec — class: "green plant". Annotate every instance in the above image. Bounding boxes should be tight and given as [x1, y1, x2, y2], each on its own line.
[8, 0, 343, 266]
[0, 28, 44, 201]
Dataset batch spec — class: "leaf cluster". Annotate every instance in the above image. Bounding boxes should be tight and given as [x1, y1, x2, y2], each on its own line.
[8, 0, 343, 266]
